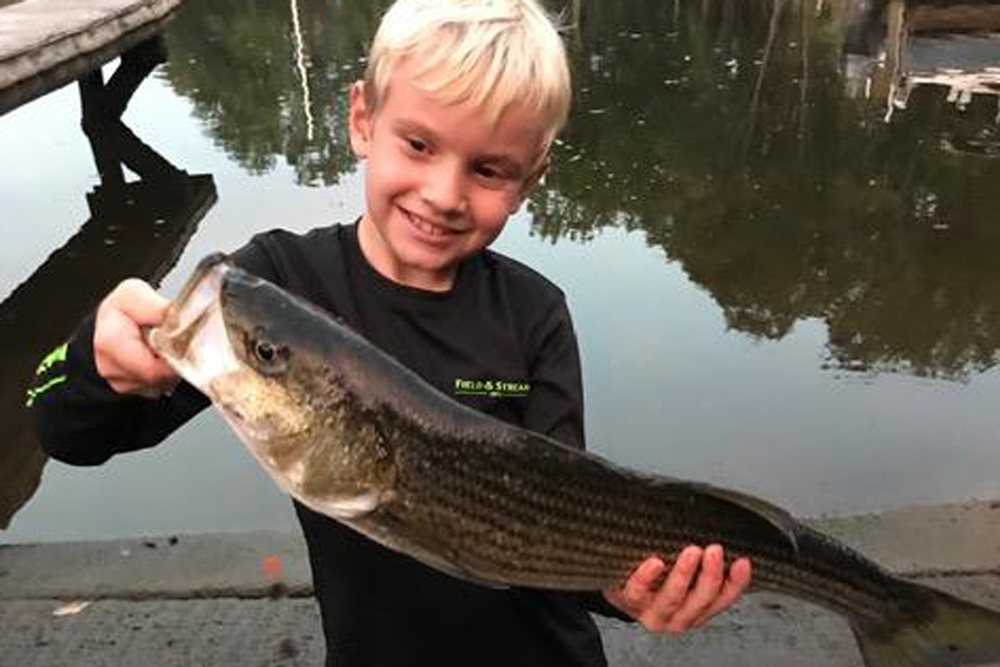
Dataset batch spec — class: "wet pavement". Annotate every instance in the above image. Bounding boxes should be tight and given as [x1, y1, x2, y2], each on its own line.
[2, 501, 999, 667]
[4, 577, 1000, 667]
[0, 597, 324, 667]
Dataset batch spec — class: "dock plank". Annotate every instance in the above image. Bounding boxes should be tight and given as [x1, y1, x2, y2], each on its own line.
[0, 0, 184, 113]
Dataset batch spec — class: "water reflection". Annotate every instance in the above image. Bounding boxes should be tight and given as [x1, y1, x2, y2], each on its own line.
[5, 0, 1000, 536]
[153, 0, 1000, 380]
[0, 38, 215, 527]
[531, 0, 1000, 380]
[843, 0, 1000, 128]
[160, 0, 382, 185]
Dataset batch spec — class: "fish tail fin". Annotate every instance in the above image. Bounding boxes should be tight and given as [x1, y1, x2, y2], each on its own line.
[851, 581, 1000, 667]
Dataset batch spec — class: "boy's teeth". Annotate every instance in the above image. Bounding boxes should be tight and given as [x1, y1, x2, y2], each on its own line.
[407, 210, 447, 236]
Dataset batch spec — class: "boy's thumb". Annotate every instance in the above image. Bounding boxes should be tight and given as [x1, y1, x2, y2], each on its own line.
[111, 279, 171, 327]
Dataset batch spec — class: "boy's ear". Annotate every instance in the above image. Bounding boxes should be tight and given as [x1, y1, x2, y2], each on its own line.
[349, 81, 372, 159]
[527, 154, 550, 190]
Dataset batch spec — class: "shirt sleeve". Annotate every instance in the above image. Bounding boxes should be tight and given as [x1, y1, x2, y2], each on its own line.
[28, 241, 276, 466]
[28, 312, 209, 465]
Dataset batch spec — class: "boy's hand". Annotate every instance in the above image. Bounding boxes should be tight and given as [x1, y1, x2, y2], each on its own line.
[603, 545, 751, 634]
[94, 279, 178, 398]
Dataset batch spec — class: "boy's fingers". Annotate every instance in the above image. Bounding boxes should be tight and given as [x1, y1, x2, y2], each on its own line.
[114, 333, 175, 382]
[663, 544, 725, 633]
[109, 279, 171, 326]
[608, 548, 752, 634]
[623, 557, 665, 607]
[94, 279, 177, 396]
[645, 546, 701, 630]
[100, 341, 176, 395]
[690, 556, 752, 628]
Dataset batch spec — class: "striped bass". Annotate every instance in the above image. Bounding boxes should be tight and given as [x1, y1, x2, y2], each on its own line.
[149, 254, 1000, 667]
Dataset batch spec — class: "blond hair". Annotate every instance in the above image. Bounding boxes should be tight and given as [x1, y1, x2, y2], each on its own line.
[364, 0, 571, 152]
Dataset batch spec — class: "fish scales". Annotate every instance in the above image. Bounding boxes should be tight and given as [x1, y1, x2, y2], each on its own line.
[395, 435, 676, 582]
[335, 399, 894, 611]
[740, 535, 896, 622]
[372, 416, 907, 625]
[364, 394, 800, 580]
[398, 429, 872, 604]
[149, 255, 1000, 667]
[384, 417, 814, 592]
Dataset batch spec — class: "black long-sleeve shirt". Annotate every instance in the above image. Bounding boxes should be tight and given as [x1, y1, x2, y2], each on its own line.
[29, 222, 626, 667]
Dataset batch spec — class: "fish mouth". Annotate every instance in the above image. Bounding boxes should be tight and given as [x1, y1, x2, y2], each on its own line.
[148, 254, 241, 396]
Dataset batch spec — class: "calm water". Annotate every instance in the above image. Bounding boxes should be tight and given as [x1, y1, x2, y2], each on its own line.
[3, 0, 1000, 543]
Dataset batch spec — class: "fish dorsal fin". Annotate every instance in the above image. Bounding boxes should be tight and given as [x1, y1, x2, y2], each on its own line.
[680, 480, 800, 553]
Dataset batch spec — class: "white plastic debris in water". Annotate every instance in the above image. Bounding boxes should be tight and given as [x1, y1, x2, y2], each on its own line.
[53, 601, 91, 617]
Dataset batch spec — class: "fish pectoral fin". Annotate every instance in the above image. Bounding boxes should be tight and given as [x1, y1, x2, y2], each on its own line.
[684, 480, 800, 553]
[320, 489, 387, 520]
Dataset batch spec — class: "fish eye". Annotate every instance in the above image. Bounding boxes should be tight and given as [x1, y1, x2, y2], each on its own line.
[255, 340, 276, 363]
[247, 331, 289, 375]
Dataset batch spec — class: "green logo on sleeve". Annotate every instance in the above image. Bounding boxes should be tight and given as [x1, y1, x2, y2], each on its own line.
[25, 376, 67, 408]
[25, 342, 70, 407]
[35, 343, 68, 376]
[454, 378, 530, 398]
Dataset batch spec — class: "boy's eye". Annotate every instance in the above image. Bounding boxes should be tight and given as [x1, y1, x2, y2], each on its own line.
[475, 164, 504, 180]
[407, 138, 427, 153]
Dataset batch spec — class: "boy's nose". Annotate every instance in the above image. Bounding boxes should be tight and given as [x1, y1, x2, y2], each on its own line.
[420, 160, 467, 217]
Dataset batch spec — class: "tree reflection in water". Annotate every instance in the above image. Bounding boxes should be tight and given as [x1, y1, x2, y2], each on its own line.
[158, 0, 1000, 380]
[531, 0, 1000, 380]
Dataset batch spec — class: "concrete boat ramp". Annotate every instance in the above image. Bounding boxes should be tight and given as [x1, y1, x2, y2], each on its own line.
[0, 0, 184, 115]
[1, 499, 998, 666]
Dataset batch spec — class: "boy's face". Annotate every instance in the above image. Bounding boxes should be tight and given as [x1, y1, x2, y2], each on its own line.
[349, 60, 548, 291]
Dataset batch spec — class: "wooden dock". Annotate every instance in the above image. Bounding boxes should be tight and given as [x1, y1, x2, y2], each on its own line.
[0, 0, 185, 115]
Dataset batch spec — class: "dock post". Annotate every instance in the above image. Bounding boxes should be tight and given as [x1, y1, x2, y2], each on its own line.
[78, 35, 167, 128]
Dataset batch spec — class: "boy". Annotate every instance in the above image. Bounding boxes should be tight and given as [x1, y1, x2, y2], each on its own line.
[30, 0, 750, 664]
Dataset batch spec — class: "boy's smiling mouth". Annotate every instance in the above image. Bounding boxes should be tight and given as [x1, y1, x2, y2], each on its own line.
[399, 205, 462, 240]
